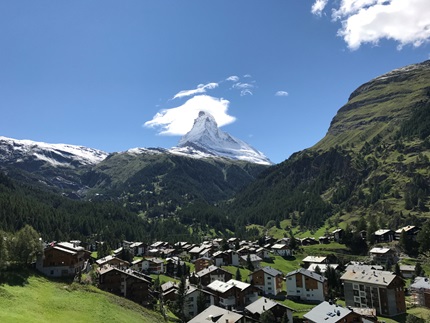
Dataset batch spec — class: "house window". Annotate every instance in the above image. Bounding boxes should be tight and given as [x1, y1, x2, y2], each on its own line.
[267, 277, 272, 280]
[288, 278, 292, 280]
[353, 284, 359, 290]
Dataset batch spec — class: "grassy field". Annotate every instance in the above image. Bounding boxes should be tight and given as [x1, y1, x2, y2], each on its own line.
[0, 270, 164, 323]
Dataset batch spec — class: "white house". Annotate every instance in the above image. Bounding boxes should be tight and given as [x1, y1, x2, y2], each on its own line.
[285, 268, 327, 302]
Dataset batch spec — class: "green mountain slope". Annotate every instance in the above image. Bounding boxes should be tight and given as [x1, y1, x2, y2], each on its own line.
[229, 60, 430, 230]
[0, 272, 163, 323]
[83, 151, 267, 217]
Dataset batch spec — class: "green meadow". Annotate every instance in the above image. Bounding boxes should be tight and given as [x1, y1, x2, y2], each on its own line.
[0, 270, 163, 323]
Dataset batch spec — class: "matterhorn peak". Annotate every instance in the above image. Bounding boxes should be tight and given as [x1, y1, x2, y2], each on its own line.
[173, 111, 272, 165]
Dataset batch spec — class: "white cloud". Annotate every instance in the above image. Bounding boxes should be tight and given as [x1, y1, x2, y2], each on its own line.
[226, 75, 239, 82]
[232, 82, 254, 96]
[311, 0, 328, 16]
[172, 82, 218, 100]
[312, 0, 430, 50]
[144, 95, 235, 135]
[275, 91, 289, 97]
[240, 89, 253, 96]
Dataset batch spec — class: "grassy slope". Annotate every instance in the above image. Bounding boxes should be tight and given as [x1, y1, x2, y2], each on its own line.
[0, 271, 163, 323]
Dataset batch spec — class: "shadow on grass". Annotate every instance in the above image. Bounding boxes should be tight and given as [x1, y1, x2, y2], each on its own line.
[0, 268, 31, 286]
[283, 255, 297, 261]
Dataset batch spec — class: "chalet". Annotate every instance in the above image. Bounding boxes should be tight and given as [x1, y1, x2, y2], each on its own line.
[285, 268, 327, 302]
[332, 228, 344, 242]
[36, 241, 91, 277]
[193, 257, 212, 273]
[165, 256, 185, 277]
[182, 285, 215, 319]
[132, 257, 164, 274]
[130, 242, 146, 256]
[245, 297, 294, 323]
[150, 241, 169, 249]
[189, 265, 233, 287]
[374, 229, 395, 243]
[206, 279, 259, 311]
[161, 282, 215, 319]
[161, 281, 178, 302]
[400, 265, 415, 278]
[96, 255, 129, 270]
[369, 247, 397, 266]
[300, 237, 318, 246]
[227, 237, 240, 249]
[239, 254, 262, 269]
[319, 236, 330, 244]
[255, 247, 270, 260]
[307, 263, 339, 273]
[395, 225, 420, 241]
[249, 266, 283, 295]
[271, 243, 292, 257]
[224, 250, 240, 266]
[302, 256, 327, 266]
[276, 237, 290, 245]
[410, 277, 430, 308]
[303, 301, 366, 323]
[98, 267, 152, 305]
[189, 245, 211, 261]
[341, 269, 406, 317]
[187, 305, 245, 323]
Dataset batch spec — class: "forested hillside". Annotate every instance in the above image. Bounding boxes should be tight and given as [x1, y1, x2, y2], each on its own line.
[227, 60, 430, 231]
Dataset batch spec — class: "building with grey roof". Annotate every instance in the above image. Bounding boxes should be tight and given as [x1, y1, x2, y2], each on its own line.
[303, 301, 364, 323]
[341, 269, 405, 317]
[187, 305, 244, 323]
[245, 297, 293, 322]
[285, 268, 327, 302]
[410, 276, 430, 308]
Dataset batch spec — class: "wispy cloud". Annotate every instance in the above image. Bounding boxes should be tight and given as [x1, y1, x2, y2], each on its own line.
[312, 0, 430, 50]
[144, 95, 235, 136]
[226, 75, 239, 82]
[275, 91, 289, 97]
[232, 82, 255, 96]
[172, 82, 218, 100]
[311, 0, 328, 16]
[145, 74, 255, 136]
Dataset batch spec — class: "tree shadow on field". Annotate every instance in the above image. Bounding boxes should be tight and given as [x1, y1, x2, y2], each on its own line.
[0, 267, 31, 286]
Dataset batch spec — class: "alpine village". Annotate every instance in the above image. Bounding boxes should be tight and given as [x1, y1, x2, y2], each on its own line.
[2, 60, 430, 323]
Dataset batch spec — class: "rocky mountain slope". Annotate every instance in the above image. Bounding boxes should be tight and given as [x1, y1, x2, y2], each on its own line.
[0, 111, 270, 210]
[0, 136, 108, 193]
[176, 111, 272, 165]
[228, 60, 430, 230]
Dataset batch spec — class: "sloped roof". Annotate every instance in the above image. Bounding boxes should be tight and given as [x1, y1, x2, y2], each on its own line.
[251, 266, 283, 277]
[304, 301, 351, 323]
[369, 247, 392, 254]
[302, 256, 327, 263]
[341, 269, 397, 287]
[187, 305, 243, 323]
[285, 268, 326, 283]
[245, 297, 293, 314]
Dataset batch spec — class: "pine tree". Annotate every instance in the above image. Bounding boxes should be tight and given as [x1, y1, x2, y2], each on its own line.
[246, 254, 254, 271]
[0, 230, 9, 270]
[173, 275, 187, 322]
[259, 309, 276, 323]
[235, 267, 242, 281]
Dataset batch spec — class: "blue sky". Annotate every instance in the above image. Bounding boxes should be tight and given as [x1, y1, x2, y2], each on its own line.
[1, 1, 429, 164]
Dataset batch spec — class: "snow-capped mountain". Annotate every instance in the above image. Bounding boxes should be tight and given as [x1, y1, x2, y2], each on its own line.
[174, 111, 272, 165]
[0, 136, 108, 168]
